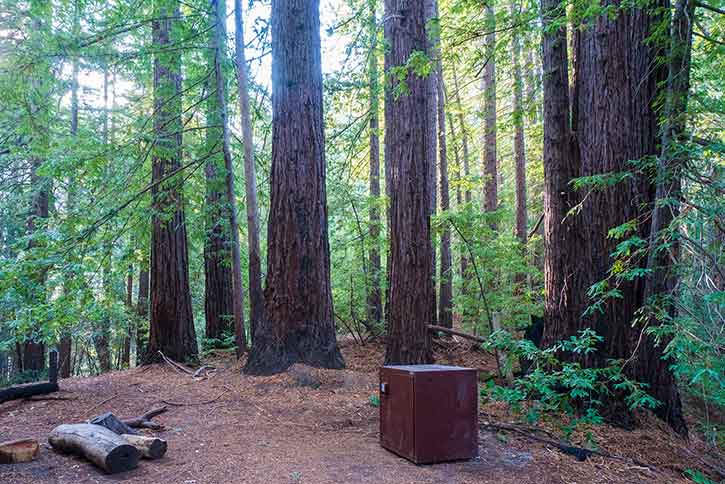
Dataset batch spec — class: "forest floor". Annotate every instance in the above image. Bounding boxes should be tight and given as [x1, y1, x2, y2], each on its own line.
[0, 337, 721, 484]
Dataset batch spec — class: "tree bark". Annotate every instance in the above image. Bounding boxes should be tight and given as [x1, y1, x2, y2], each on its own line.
[366, 0, 383, 329]
[540, 0, 585, 350]
[234, 0, 264, 341]
[59, 7, 80, 378]
[122, 266, 132, 368]
[452, 66, 471, 289]
[511, 1, 528, 270]
[145, 0, 198, 364]
[432, 0, 453, 329]
[425, 0, 438, 326]
[210, 0, 247, 356]
[136, 264, 149, 366]
[21, 0, 52, 373]
[383, 0, 434, 365]
[482, 4, 497, 220]
[204, 0, 235, 343]
[541, 0, 688, 435]
[244, 0, 344, 375]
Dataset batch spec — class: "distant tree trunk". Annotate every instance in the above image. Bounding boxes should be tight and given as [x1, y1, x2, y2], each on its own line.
[95, 67, 112, 374]
[425, 0, 438, 326]
[204, 1, 235, 343]
[22, 156, 47, 369]
[482, 3, 497, 220]
[524, 33, 538, 124]
[59, 11, 80, 378]
[432, 0, 452, 330]
[383, 0, 434, 365]
[122, 267, 132, 368]
[209, 0, 247, 356]
[244, 0, 344, 375]
[511, 2, 528, 272]
[234, 0, 264, 341]
[145, 0, 198, 364]
[203, 163, 234, 341]
[22, 0, 53, 373]
[452, 66, 471, 286]
[366, 0, 383, 328]
[136, 265, 149, 366]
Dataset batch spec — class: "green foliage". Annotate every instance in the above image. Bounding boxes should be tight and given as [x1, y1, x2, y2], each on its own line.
[483, 329, 659, 436]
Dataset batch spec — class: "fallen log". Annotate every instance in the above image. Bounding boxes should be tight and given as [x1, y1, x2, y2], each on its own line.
[121, 434, 167, 460]
[0, 439, 39, 464]
[0, 382, 59, 404]
[48, 424, 140, 474]
[89, 412, 138, 435]
[122, 406, 168, 430]
[0, 350, 59, 404]
[427, 325, 487, 343]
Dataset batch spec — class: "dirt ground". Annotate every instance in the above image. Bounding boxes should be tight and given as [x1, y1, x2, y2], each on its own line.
[0, 339, 720, 484]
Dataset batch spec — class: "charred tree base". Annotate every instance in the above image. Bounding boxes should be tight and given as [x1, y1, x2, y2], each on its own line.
[244, 324, 345, 375]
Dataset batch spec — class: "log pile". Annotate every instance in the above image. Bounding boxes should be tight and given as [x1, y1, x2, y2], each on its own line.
[43, 408, 169, 474]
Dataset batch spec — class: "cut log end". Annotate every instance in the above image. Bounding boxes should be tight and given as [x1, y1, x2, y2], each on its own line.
[105, 444, 141, 474]
[121, 434, 167, 460]
[0, 439, 39, 464]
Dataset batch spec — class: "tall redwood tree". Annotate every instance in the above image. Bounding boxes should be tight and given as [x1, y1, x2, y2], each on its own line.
[144, 0, 198, 364]
[244, 0, 344, 375]
[541, 0, 687, 434]
[383, 0, 434, 365]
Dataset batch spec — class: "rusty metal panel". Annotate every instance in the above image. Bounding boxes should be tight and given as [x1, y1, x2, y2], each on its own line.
[379, 368, 414, 458]
[379, 365, 478, 464]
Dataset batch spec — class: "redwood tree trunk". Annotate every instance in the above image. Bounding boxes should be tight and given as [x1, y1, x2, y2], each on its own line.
[244, 0, 344, 375]
[122, 267, 132, 368]
[541, 0, 687, 435]
[482, 4, 497, 219]
[540, 0, 586, 350]
[21, 0, 52, 373]
[511, 2, 528, 267]
[204, 0, 235, 343]
[425, 0, 438, 326]
[366, 0, 383, 329]
[573, 0, 686, 434]
[383, 0, 434, 365]
[136, 265, 149, 366]
[210, 0, 247, 356]
[433, 0, 452, 329]
[234, 0, 264, 341]
[145, 0, 198, 364]
[452, 66, 471, 287]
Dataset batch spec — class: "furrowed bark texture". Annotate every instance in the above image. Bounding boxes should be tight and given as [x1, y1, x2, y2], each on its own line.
[145, 0, 198, 364]
[542, 0, 687, 434]
[383, 0, 434, 365]
[540, 0, 586, 350]
[245, 0, 344, 375]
